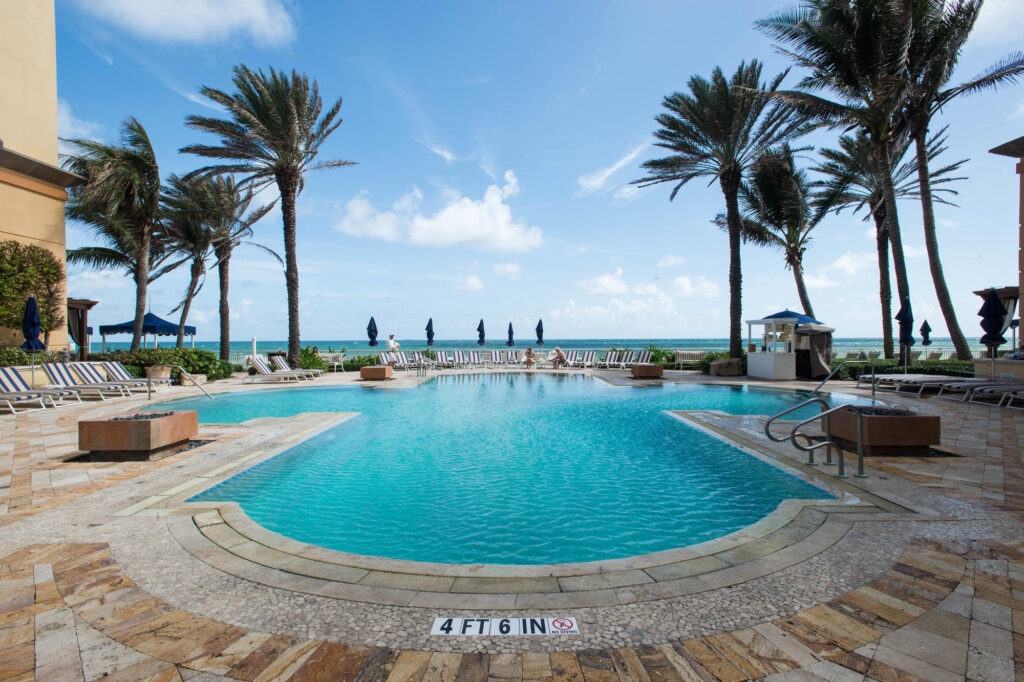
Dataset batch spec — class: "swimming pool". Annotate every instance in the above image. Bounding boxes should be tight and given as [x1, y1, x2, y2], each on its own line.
[164, 375, 861, 564]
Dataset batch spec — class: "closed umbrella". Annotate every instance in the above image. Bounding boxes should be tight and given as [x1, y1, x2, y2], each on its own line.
[920, 321, 932, 346]
[21, 295, 45, 352]
[506, 322, 514, 347]
[535, 319, 544, 346]
[1012, 319, 1019, 348]
[425, 318, 434, 346]
[21, 295, 45, 380]
[367, 317, 379, 347]
[895, 298, 914, 372]
[979, 288, 1008, 358]
[476, 319, 485, 346]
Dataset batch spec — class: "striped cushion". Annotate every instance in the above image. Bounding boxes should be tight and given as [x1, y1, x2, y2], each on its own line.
[0, 366, 32, 392]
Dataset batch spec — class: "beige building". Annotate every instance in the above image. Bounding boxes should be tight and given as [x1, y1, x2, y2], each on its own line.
[0, 0, 83, 350]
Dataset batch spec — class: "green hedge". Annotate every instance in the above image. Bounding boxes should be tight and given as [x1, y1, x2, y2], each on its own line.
[87, 348, 236, 381]
[0, 347, 66, 367]
[831, 359, 974, 380]
[299, 346, 328, 371]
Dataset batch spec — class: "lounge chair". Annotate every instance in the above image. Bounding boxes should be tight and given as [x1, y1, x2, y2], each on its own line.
[619, 351, 636, 368]
[927, 351, 942, 360]
[42, 363, 130, 399]
[0, 391, 53, 414]
[395, 352, 414, 370]
[73, 362, 149, 394]
[101, 361, 173, 388]
[452, 350, 467, 368]
[0, 367, 82, 407]
[575, 350, 595, 368]
[244, 356, 309, 383]
[843, 351, 859, 360]
[882, 375, 987, 396]
[936, 380, 1007, 402]
[560, 350, 577, 368]
[1002, 390, 1024, 410]
[434, 350, 452, 368]
[507, 350, 519, 365]
[469, 351, 485, 366]
[412, 351, 435, 369]
[598, 351, 620, 369]
[909, 351, 922, 361]
[635, 350, 653, 365]
[968, 383, 1024, 407]
[272, 355, 323, 378]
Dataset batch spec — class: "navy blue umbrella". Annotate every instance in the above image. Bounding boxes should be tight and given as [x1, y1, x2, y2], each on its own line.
[367, 317, 379, 347]
[895, 298, 914, 348]
[920, 320, 932, 346]
[979, 289, 1008, 352]
[476, 319, 485, 346]
[20, 295, 45, 352]
[535, 319, 544, 346]
[506, 322, 514, 347]
[425, 318, 434, 346]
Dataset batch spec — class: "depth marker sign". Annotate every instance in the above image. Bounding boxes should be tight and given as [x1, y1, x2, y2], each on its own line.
[430, 616, 580, 636]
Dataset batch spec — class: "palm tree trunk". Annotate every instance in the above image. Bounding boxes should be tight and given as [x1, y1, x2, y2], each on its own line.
[177, 262, 202, 348]
[872, 209, 894, 360]
[874, 146, 910, 307]
[277, 172, 301, 367]
[913, 130, 972, 361]
[721, 176, 743, 359]
[791, 258, 815, 319]
[217, 246, 231, 362]
[131, 226, 151, 352]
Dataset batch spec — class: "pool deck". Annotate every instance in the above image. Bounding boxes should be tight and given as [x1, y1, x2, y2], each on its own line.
[2, 367, 1023, 680]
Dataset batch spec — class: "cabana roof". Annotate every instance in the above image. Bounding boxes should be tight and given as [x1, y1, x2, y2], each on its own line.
[746, 309, 822, 326]
[99, 312, 195, 337]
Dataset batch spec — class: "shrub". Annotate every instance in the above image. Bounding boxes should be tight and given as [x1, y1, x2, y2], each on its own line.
[0, 241, 65, 343]
[696, 350, 748, 375]
[299, 346, 328, 371]
[832, 359, 973, 380]
[0, 347, 65, 367]
[647, 344, 673, 364]
[86, 348, 235, 381]
[342, 353, 381, 371]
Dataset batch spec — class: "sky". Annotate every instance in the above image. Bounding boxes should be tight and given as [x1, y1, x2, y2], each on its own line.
[55, 0, 1024, 342]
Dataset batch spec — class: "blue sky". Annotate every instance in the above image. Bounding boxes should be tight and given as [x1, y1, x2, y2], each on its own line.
[56, 0, 1024, 342]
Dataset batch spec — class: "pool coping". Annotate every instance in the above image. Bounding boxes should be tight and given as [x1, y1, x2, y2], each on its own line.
[117, 377, 902, 607]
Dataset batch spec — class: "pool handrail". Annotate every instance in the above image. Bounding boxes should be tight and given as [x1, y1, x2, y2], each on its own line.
[813, 360, 876, 403]
[147, 365, 213, 401]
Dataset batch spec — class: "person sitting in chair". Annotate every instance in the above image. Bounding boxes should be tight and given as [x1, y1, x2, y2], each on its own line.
[523, 347, 536, 368]
[552, 347, 567, 368]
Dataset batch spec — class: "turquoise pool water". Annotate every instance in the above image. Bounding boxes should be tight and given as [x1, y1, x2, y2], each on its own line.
[167, 374, 855, 564]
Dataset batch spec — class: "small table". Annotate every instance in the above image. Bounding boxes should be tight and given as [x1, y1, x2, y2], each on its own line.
[631, 364, 664, 379]
[360, 366, 393, 380]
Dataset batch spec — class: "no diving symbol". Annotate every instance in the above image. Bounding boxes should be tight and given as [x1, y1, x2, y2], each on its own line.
[552, 618, 575, 631]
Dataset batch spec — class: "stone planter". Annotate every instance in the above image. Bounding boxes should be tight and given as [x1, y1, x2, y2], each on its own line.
[827, 407, 940, 456]
[78, 410, 198, 459]
[631, 364, 664, 379]
[147, 365, 172, 380]
[360, 366, 393, 380]
[178, 373, 206, 386]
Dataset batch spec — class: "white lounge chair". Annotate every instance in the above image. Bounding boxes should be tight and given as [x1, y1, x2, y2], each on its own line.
[244, 356, 308, 383]
[434, 350, 453, 368]
[619, 351, 636, 368]
[598, 351, 620, 369]
[101, 361, 173, 388]
[272, 355, 323, 378]
[452, 350, 468, 368]
[634, 350, 653, 365]
[74, 362, 149, 394]
[969, 383, 1024, 407]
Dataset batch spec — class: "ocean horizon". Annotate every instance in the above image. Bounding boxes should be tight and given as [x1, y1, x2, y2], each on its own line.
[92, 336, 992, 355]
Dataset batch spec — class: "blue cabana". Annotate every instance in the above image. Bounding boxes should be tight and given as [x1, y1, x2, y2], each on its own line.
[746, 309, 834, 380]
[99, 312, 195, 349]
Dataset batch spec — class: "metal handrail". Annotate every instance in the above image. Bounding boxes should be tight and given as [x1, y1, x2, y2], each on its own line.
[813, 360, 877, 403]
[764, 397, 830, 443]
[787, 405, 866, 478]
[147, 365, 214, 401]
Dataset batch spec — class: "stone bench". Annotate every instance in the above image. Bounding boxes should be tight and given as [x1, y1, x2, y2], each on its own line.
[631, 364, 664, 379]
[709, 358, 743, 376]
[360, 365, 393, 380]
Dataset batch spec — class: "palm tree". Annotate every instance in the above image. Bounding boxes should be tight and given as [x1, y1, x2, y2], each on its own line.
[901, 0, 1024, 359]
[724, 145, 823, 319]
[181, 65, 355, 366]
[162, 175, 276, 358]
[757, 1, 916, 322]
[813, 130, 965, 357]
[633, 61, 807, 358]
[64, 118, 162, 351]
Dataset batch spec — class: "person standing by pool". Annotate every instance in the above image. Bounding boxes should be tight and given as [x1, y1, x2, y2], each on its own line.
[386, 334, 399, 366]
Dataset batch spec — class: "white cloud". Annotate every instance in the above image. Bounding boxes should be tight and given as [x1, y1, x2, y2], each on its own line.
[57, 99, 102, 155]
[334, 171, 542, 252]
[657, 254, 686, 268]
[335, 194, 402, 242]
[422, 140, 456, 163]
[972, 0, 1024, 47]
[832, 252, 875, 275]
[492, 262, 521, 279]
[670, 275, 720, 298]
[575, 143, 646, 197]
[578, 267, 629, 295]
[903, 244, 928, 259]
[455, 275, 484, 291]
[938, 218, 960, 229]
[73, 0, 296, 46]
[805, 273, 839, 289]
[633, 283, 662, 296]
[612, 184, 641, 202]
[1011, 100, 1024, 120]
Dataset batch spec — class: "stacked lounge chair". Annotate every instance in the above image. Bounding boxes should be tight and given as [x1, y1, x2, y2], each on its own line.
[860, 373, 988, 397]
[101, 361, 173, 389]
[73, 362, 149, 394]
